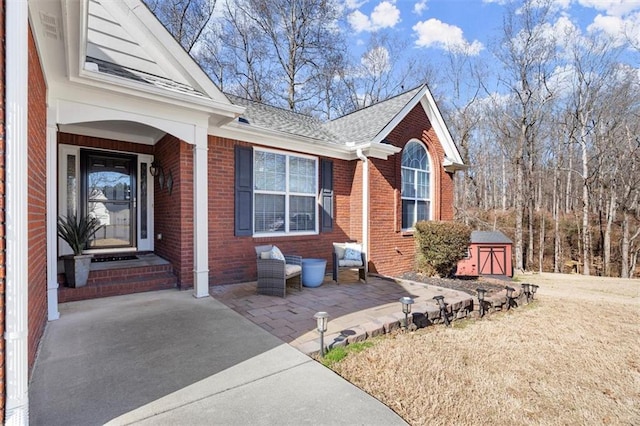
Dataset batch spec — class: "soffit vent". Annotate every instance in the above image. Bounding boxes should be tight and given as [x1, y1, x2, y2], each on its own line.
[39, 12, 59, 40]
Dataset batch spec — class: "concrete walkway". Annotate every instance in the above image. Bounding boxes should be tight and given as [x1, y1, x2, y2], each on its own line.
[29, 290, 406, 425]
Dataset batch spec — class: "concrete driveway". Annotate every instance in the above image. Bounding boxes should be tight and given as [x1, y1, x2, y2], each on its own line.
[29, 290, 406, 425]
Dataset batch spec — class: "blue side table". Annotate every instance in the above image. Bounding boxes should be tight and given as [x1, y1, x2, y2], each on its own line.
[301, 258, 327, 287]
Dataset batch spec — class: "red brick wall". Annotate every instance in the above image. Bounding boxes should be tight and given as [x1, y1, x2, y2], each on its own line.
[27, 24, 48, 372]
[0, 0, 6, 414]
[368, 104, 455, 277]
[153, 134, 193, 288]
[207, 136, 353, 284]
[58, 133, 154, 156]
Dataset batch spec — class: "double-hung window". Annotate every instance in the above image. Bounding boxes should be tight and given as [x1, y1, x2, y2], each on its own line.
[254, 149, 317, 234]
[401, 141, 431, 229]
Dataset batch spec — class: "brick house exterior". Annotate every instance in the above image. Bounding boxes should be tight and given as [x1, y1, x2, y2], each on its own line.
[2, 0, 465, 421]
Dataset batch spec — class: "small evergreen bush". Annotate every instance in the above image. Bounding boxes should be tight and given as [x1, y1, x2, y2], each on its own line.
[414, 221, 471, 277]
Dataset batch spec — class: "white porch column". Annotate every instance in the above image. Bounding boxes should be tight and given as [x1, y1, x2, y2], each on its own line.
[46, 112, 60, 321]
[5, 0, 30, 423]
[356, 149, 369, 273]
[193, 126, 210, 298]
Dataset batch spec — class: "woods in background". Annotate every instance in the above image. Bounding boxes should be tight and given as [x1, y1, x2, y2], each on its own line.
[146, 0, 639, 278]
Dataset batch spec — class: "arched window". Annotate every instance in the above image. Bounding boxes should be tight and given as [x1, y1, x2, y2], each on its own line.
[401, 141, 431, 229]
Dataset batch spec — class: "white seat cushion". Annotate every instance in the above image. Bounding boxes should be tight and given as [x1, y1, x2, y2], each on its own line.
[285, 264, 302, 276]
[339, 259, 363, 267]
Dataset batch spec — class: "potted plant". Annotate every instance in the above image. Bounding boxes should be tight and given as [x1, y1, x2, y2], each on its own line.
[57, 214, 103, 288]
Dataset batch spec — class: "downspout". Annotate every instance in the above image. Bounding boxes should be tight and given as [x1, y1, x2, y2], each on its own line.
[356, 148, 368, 273]
[5, 0, 30, 423]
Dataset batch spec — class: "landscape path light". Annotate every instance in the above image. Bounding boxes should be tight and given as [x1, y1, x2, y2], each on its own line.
[505, 286, 515, 310]
[399, 296, 415, 329]
[521, 283, 531, 303]
[433, 295, 451, 327]
[476, 287, 487, 317]
[530, 284, 539, 300]
[313, 311, 329, 357]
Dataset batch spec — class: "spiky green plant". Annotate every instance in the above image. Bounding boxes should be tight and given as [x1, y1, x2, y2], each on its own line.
[57, 214, 103, 255]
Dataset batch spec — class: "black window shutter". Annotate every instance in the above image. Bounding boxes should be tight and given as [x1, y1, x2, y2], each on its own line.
[320, 159, 334, 232]
[235, 145, 253, 236]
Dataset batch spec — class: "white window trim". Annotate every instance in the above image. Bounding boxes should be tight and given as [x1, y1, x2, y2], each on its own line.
[253, 147, 319, 237]
[401, 140, 434, 231]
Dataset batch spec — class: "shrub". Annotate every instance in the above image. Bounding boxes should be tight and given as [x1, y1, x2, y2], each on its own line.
[414, 221, 471, 277]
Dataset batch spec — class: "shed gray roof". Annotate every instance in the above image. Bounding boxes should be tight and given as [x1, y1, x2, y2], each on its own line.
[226, 85, 425, 146]
[471, 231, 513, 244]
[323, 86, 423, 145]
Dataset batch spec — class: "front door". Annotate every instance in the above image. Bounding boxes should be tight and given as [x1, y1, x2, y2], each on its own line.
[82, 150, 137, 249]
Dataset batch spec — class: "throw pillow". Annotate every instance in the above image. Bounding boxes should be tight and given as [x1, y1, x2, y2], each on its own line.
[270, 245, 285, 261]
[344, 244, 361, 261]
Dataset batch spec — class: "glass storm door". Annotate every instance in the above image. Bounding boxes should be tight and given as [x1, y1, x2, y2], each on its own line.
[82, 151, 137, 249]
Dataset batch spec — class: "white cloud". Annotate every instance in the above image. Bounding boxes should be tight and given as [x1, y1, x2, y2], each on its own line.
[413, 0, 428, 15]
[344, 0, 368, 10]
[413, 18, 484, 55]
[347, 1, 401, 33]
[578, 0, 640, 17]
[588, 12, 640, 47]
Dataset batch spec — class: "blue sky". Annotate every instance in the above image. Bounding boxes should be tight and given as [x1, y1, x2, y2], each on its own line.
[344, 0, 640, 52]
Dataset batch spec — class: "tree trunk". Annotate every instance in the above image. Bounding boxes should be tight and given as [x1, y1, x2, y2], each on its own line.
[621, 211, 630, 278]
[581, 139, 591, 276]
[514, 158, 524, 271]
[539, 211, 545, 272]
[604, 190, 616, 276]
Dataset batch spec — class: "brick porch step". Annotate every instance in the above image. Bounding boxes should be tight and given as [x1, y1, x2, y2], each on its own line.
[58, 259, 177, 303]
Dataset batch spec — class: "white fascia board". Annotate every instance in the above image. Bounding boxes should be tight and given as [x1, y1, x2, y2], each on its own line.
[73, 69, 243, 119]
[349, 142, 401, 160]
[61, 0, 82, 82]
[211, 122, 356, 161]
[419, 95, 465, 166]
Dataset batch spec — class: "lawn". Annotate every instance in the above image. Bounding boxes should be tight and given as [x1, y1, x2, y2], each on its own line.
[326, 273, 640, 425]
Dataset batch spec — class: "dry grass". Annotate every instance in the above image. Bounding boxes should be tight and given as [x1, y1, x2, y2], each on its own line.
[330, 274, 640, 425]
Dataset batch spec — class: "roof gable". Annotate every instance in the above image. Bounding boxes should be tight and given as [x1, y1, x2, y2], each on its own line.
[323, 87, 423, 146]
[82, 0, 229, 104]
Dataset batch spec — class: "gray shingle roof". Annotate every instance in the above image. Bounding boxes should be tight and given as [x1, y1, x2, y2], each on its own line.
[227, 94, 342, 143]
[86, 56, 209, 99]
[226, 85, 425, 146]
[471, 231, 513, 244]
[323, 86, 424, 145]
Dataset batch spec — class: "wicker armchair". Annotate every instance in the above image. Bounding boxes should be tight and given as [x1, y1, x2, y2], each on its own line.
[332, 242, 367, 284]
[255, 245, 302, 297]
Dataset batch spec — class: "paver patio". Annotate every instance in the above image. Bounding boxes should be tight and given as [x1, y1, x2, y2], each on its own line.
[210, 271, 474, 355]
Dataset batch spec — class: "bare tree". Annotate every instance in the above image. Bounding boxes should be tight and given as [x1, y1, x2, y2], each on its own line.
[491, 0, 557, 271]
[144, 0, 217, 53]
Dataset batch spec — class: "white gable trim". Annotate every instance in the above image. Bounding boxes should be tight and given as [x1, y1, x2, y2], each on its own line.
[370, 85, 465, 170]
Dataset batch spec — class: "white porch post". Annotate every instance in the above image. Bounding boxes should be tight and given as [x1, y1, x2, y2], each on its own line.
[46, 112, 60, 321]
[356, 149, 369, 273]
[193, 126, 210, 298]
[5, 0, 30, 423]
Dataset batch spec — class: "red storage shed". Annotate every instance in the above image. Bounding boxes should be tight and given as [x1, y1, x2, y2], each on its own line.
[456, 231, 513, 278]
